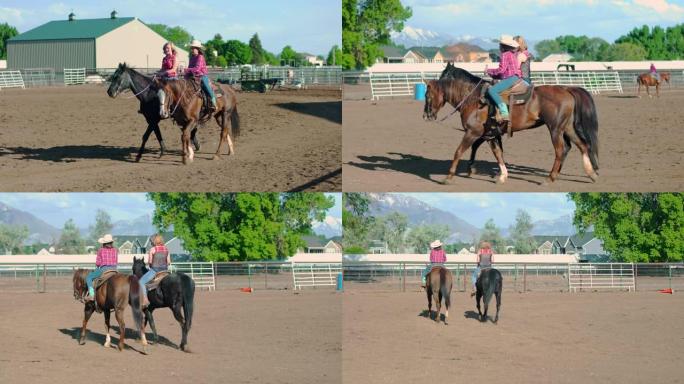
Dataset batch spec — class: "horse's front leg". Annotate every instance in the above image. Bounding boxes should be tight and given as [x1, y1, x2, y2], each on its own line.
[476, 291, 483, 320]
[545, 128, 567, 184]
[171, 304, 189, 352]
[136, 124, 156, 162]
[443, 130, 481, 184]
[151, 123, 167, 158]
[180, 123, 194, 165]
[79, 303, 95, 345]
[467, 137, 486, 176]
[146, 308, 159, 343]
[191, 127, 200, 151]
[493, 289, 502, 324]
[426, 289, 432, 321]
[488, 140, 508, 184]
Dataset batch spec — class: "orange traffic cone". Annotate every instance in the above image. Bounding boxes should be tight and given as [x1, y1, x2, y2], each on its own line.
[658, 288, 673, 294]
[240, 287, 253, 293]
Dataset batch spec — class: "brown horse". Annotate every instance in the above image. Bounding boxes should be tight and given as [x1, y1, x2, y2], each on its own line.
[637, 72, 670, 98]
[72, 269, 147, 353]
[157, 77, 240, 164]
[424, 67, 599, 185]
[425, 265, 453, 325]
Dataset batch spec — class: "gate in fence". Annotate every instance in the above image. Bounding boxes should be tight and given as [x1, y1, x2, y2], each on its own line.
[0, 70, 25, 89]
[568, 263, 635, 292]
[64, 68, 86, 85]
[292, 263, 342, 290]
[171, 262, 216, 291]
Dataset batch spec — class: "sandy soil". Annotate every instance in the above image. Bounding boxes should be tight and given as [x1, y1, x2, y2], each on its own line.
[0, 289, 341, 384]
[343, 290, 684, 384]
[0, 85, 341, 191]
[342, 86, 684, 191]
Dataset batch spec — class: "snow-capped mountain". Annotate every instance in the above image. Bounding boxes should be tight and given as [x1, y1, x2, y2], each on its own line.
[111, 214, 158, 235]
[391, 26, 499, 50]
[367, 193, 480, 242]
[313, 215, 342, 238]
[0, 202, 61, 244]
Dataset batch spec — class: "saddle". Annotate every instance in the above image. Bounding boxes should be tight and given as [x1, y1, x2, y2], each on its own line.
[481, 79, 534, 138]
[93, 270, 119, 290]
[145, 270, 171, 292]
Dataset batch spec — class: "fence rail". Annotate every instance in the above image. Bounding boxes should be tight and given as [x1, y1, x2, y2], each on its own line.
[292, 263, 342, 290]
[0, 70, 25, 89]
[568, 263, 635, 292]
[63, 68, 86, 85]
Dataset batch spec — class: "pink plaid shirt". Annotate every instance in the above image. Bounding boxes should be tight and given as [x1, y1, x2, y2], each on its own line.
[185, 54, 208, 78]
[95, 247, 118, 267]
[487, 50, 522, 79]
[430, 249, 447, 263]
[161, 54, 177, 77]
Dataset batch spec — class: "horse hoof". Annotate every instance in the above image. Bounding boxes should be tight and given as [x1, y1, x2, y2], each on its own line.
[79, 340, 85, 345]
[495, 176, 506, 184]
[104, 341, 111, 348]
[135, 155, 142, 163]
[212, 155, 220, 161]
[589, 173, 599, 183]
[440, 176, 454, 185]
[467, 168, 477, 177]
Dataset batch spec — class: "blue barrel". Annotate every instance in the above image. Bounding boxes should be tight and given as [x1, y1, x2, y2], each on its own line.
[336, 273, 344, 291]
[414, 83, 426, 101]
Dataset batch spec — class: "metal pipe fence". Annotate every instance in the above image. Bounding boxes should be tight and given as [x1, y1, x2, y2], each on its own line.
[341, 262, 684, 293]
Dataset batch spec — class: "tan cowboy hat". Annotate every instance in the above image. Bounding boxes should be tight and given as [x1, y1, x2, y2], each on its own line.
[430, 240, 443, 249]
[498, 35, 520, 49]
[189, 39, 205, 51]
[97, 234, 114, 244]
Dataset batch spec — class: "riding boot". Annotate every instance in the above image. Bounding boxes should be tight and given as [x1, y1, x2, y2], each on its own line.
[86, 287, 95, 301]
[210, 97, 217, 112]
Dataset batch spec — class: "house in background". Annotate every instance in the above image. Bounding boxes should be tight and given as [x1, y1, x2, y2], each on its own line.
[116, 235, 149, 255]
[442, 43, 491, 63]
[534, 232, 610, 261]
[368, 240, 387, 254]
[378, 45, 407, 63]
[301, 53, 324, 66]
[300, 235, 343, 253]
[542, 53, 573, 62]
[407, 46, 445, 63]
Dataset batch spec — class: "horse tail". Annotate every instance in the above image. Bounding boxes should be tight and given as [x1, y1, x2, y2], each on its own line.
[128, 275, 144, 334]
[180, 273, 196, 332]
[230, 105, 240, 140]
[483, 270, 496, 306]
[568, 86, 599, 170]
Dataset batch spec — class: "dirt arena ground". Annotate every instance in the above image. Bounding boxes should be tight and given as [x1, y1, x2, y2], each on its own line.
[343, 85, 684, 191]
[0, 289, 341, 384]
[343, 290, 684, 384]
[0, 85, 341, 191]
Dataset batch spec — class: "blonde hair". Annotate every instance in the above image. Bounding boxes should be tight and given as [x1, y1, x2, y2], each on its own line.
[480, 241, 492, 250]
[163, 42, 177, 55]
[514, 35, 528, 52]
[153, 234, 164, 246]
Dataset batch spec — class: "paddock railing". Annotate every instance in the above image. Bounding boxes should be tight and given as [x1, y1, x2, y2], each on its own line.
[63, 68, 86, 85]
[0, 70, 25, 89]
[292, 263, 342, 290]
[568, 263, 635, 292]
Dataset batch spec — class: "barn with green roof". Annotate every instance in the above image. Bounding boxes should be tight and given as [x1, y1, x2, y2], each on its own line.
[7, 11, 188, 71]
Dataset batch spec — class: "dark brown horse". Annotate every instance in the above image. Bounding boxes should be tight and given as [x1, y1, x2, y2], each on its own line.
[425, 266, 453, 325]
[72, 269, 147, 353]
[424, 66, 599, 185]
[158, 77, 240, 164]
[475, 268, 502, 323]
[637, 72, 670, 98]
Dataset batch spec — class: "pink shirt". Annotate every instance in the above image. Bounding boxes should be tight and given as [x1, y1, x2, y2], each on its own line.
[185, 54, 208, 78]
[96, 247, 118, 267]
[487, 50, 522, 79]
[429, 249, 447, 263]
[161, 54, 177, 77]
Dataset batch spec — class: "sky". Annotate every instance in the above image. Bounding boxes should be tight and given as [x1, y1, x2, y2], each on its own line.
[400, 0, 684, 42]
[0, 193, 342, 229]
[405, 193, 576, 228]
[0, 0, 341, 55]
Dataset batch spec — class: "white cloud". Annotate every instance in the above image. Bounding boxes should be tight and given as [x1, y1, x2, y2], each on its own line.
[634, 0, 684, 14]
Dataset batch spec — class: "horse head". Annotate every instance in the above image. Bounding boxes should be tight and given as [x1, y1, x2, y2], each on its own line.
[423, 80, 445, 121]
[72, 268, 89, 301]
[107, 62, 133, 98]
[132, 256, 147, 278]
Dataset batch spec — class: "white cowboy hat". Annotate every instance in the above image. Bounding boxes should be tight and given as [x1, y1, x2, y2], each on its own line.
[498, 35, 520, 49]
[189, 39, 205, 50]
[430, 240, 443, 249]
[97, 234, 115, 244]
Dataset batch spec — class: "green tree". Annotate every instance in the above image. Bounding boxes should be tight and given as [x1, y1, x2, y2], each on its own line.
[149, 193, 333, 261]
[327, 45, 345, 66]
[370, 212, 408, 253]
[224, 40, 252, 65]
[215, 56, 228, 67]
[57, 219, 85, 254]
[601, 42, 647, 61]
[0, 224, 29, 255]
[569, 193, 684, 262]
[279, 45, 300, 65]
[0, 22, 18, 60]
[534, 39, 562, 60]
[89, 210, 113, 246]
[204, 33, 225, 66]
[342, 0, 412, 69]
[406, 224, 450, 254]
[343, 193, 377, 252]
[263, 50, 280, 65]
[509, 210, 535, 254]
[249, 33, 266, 65]
[147, 23, 193, 49]
[479, 219, 505, 253]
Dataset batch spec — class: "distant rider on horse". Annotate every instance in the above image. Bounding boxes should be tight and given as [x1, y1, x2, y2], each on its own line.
[138, 234, 171, 307]
[421, 240, 447, 288]
[486, 35, 524, 127]
[471, 241, 494, 297]
[185, 39, 217, 112]
[650, 63, 660, 83]
[85, 234, 118, 301]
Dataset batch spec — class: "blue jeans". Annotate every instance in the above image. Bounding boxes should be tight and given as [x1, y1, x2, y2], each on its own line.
[139, 267, 166, 297]
[86, 266, 117, 290]
[200, 75, 216, 103]
[487, 75, 521, 106]
[471, 266, 481, 288]
[652, 73, 660, 82]
[422, 263, 444, 283]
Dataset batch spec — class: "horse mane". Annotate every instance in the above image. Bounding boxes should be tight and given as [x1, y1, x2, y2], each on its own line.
[72, 268, 90, 298]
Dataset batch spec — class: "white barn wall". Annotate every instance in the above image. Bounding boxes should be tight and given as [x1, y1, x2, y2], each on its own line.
[96, 19, 189, 69]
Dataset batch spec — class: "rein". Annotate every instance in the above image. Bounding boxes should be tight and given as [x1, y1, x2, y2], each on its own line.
[439, 78, 484, 122]
[126, 74, 156, 99]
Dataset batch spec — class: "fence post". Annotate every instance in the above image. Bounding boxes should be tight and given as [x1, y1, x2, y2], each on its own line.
[402, 262, 406, 293]
[265, 263, 268, 290]
[43, 264, 47, 293]
[523, 264, 527, 293]
[248, 264, 252, 288]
